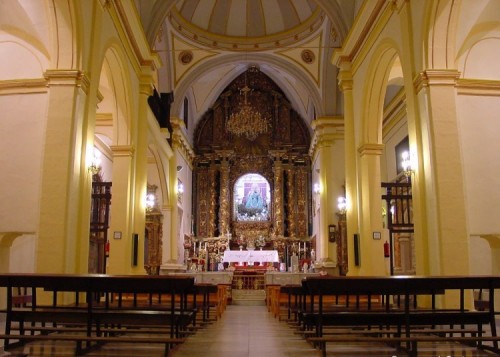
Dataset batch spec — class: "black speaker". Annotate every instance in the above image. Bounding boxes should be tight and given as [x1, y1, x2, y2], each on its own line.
[132, 233, 139, 266]
[353, 233, 360, 266]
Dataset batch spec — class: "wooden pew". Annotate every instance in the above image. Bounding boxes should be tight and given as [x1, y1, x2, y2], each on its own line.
[300, 275, 500, 357]
[0, 273, 196, 356]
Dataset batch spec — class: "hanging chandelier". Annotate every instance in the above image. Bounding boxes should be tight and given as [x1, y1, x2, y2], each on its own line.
[226, 83, 269, 141]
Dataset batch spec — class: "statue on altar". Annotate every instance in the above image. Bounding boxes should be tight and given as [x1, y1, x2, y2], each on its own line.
[245, 183, 264, 210]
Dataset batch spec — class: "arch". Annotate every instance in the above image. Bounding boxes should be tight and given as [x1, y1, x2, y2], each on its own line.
[423, 0, 459, 69]
[362, 41, 401, 144]
[99, 45, 133, 146]
[171, 53, 323, 130]
[48, 0, 81, 69]
[147, 144, 171, 208]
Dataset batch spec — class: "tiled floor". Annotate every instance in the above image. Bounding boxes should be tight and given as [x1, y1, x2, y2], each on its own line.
[1, 305, 498, 356]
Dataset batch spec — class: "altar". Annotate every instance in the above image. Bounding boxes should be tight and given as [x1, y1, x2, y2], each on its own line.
[223, 250, 279, 264]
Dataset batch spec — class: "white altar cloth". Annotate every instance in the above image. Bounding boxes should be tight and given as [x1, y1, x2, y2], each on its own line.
[223, 250, 279, 263]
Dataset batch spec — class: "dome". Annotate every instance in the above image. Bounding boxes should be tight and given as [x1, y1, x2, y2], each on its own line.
[170, 0, 324, 51]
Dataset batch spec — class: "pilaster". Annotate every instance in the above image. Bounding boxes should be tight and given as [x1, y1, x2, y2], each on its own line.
[37, 70, 89, 274]
[107, 145, 135, 274]
[310, 117, 343, 262]
[338, 63, 358, 275]
[415, 69, 470, 276]
[357, 143, 385, 275]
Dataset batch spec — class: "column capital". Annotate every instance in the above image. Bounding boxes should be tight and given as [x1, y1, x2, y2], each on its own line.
[110, 145, 135, 157]
[268, 150, 287, 162]
[337, 67, 353, 92]
[414, 69, 461, 93]
[357, 143, 384, 157]
[44, 70, 90, 94]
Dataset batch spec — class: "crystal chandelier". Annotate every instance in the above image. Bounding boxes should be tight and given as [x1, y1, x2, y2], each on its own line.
[226, 84, 269, 141]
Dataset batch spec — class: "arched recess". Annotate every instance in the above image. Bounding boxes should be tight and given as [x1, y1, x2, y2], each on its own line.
[362, 42, 401, 145]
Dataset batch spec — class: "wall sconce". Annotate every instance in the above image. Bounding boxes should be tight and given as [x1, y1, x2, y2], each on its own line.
[313, 183, 320, 196]
[146, 184, 158, 212]
[89, 148, 102, 175]
[177, 180, 184, 201]
[146, 193, 156, 210]
[337, 196, 347, 215]
[401, 150, 413, 177]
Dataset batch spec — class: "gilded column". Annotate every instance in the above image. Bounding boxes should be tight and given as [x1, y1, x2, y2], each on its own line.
[208, 157, 218, 237]
[286, 165, 296, 237]
[218, 151, 233, 236]
[270, 151, 285, 237]
[295, 164, 309, 237]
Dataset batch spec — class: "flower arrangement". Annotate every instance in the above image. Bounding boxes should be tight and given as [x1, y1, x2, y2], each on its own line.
[255, 235, 266, 248]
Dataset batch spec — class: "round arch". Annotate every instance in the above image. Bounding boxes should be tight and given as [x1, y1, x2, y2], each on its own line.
[361, 41, 401, 144]
[99, 45, 134, 146]
[171, 53, 324, 128]
[423, 0, 459, 69]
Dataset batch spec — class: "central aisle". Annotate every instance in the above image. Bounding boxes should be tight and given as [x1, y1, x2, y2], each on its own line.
[171, 305, 317, 357]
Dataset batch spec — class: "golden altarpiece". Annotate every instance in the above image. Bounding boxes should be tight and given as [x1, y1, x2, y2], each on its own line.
[189, 67, 315, 270]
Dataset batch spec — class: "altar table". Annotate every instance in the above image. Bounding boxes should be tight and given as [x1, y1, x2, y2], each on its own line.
[223, 250, 279, 264]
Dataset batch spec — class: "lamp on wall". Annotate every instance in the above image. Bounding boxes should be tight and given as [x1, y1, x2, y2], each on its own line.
[146, 193, 156, 210]
[337, 196, 347, 215]
[401, 150, 413, 178]
[89, 148, 102, 175]
[146, 184, 158, 212]
[177, 180, 184, 201]
[313, 183, 320, 196]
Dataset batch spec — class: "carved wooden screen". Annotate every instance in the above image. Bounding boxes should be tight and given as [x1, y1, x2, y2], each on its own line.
[89, 181, 112, 274]
[381, 181, 414, 275]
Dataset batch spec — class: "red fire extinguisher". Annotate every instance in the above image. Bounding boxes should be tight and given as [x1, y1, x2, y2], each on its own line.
[384, 241, 390, 258]
[105, 240, 110, 258]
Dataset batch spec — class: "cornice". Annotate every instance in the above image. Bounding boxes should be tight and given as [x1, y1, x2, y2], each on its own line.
[109, 1, 161, 75]
[332, 0, 386, 69]
[0, 78, 48, 95]
[168, 6, 325, 52]
[456, 79, 500, 96]
[170, 117, 195, 167]
[308, 116, 344, 157]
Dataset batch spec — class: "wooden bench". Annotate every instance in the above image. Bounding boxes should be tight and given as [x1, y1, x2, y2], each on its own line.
[0, 273, 197, 356]
[300, 275, 500, 356]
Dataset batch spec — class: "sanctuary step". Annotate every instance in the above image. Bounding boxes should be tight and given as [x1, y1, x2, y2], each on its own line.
[231, 270, 266, 305]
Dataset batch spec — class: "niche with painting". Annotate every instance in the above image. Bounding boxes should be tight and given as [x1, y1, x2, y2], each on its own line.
[233, 173, 271, 222]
